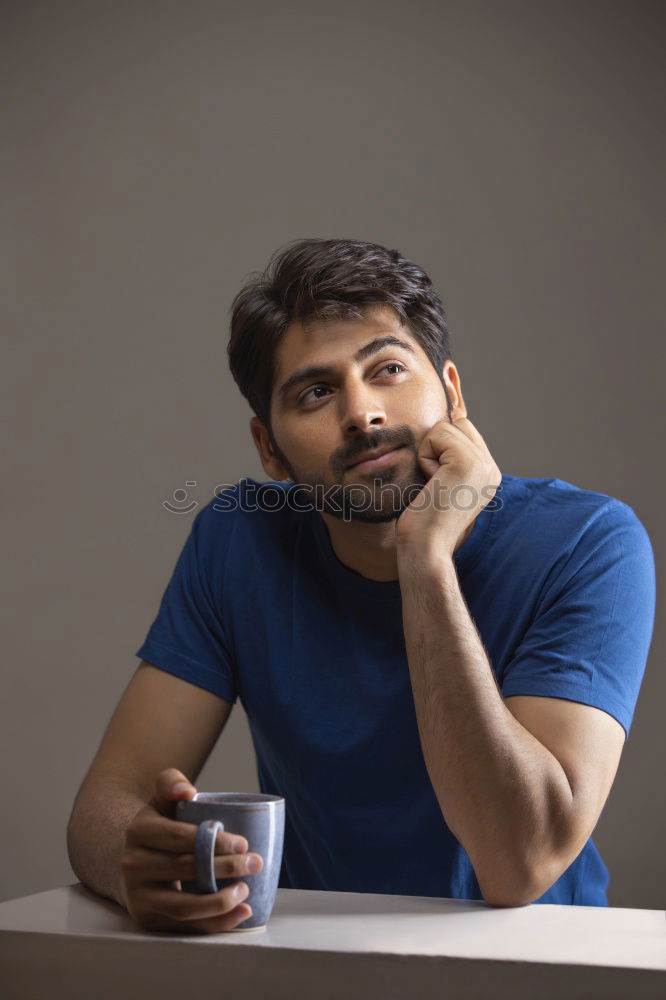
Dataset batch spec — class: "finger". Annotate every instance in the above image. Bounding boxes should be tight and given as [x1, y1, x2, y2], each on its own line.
[122, 844, 262, 882]
[148, 768, 197, 817]
[451, 417, 502, 485]
[126, 809, 248, 856]
[140, 900, 253, 935]
[450, 416, 490, 449]
[148, 880, 250, 921]
[145, 903, 253, 936]
[417, 419, 481, 465]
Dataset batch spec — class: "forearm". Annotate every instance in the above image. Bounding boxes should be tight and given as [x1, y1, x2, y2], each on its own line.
[66, 776, 148, 910]
[397, 549, 574, 906]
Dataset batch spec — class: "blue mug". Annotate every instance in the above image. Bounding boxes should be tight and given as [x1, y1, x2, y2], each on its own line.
[175, 792, 285, 932]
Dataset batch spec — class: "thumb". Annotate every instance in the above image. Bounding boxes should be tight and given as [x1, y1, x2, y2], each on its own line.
[148, 767, 197, 816]
[417, 454, 440, 480]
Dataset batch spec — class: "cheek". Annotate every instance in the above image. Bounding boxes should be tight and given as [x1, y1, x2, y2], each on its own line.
[278, 426, 332, 471]
[407, 385, 451, 428]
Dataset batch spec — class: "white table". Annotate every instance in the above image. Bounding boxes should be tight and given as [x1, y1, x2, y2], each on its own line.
[1, 883, 664, 999]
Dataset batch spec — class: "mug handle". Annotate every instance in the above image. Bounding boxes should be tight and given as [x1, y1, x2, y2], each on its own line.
[193, 819, 224, 893]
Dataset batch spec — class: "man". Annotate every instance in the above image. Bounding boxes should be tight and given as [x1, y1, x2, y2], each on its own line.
[67, 237, 655, 933]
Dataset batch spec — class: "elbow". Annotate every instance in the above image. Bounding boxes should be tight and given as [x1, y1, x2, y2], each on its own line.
[480, 856, 565, 908]
[477, 871, 533, 909]
[481, 886, 535, 908]
[480, 877, 534, 907]
[477, 856, 549, 908]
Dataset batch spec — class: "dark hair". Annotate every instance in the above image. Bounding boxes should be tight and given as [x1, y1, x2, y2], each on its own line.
[227, 237, 453, 433]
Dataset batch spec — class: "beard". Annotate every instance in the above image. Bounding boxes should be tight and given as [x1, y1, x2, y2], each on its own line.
[320, 458, 430, 524]
[269, 429, 432, 524]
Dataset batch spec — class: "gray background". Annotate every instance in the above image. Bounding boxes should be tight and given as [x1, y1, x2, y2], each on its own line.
[3, 0, 664, 908]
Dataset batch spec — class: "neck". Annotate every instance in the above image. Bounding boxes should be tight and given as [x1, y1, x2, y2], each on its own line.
[319, 513, 401, 581]
[318, 515, 476, 582]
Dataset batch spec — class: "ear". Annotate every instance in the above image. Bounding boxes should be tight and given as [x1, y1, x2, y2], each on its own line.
[250, 417, 291, 481]
[443, 362, 468, 420]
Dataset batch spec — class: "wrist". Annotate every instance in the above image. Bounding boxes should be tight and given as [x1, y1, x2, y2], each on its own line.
[396, 536, 457, 576]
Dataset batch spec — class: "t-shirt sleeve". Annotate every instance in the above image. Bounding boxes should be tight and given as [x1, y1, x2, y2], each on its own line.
[134, 501, 238, 704]
[500, 499, 655, 741]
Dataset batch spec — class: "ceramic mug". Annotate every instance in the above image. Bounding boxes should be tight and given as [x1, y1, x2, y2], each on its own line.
[175, 792, 285, 932]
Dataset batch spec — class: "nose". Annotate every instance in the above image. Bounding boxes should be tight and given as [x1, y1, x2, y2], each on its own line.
[340, 382, 388, 435]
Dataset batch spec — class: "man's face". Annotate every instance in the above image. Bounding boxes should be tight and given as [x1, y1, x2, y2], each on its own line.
[251, 304, 463, 524]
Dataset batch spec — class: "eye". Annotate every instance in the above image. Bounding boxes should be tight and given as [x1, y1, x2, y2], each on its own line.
[298, 362, 407, 407]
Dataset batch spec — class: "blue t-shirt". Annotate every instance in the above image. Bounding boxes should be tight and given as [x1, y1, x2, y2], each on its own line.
[135, 473, 655, 906]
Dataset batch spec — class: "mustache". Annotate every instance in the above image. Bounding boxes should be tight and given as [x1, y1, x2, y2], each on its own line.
[339, 429, 416, 469]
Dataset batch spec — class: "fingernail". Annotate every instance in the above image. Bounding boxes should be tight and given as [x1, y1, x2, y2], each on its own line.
[234, 883, 249, 900]
[232, 838, 246, 853]
[173, 783, 191, 795]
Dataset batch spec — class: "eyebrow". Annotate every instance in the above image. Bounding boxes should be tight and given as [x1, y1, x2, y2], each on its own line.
[277, 336, 416, 405]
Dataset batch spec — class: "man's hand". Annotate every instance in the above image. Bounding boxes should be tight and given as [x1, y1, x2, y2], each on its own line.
[120, 768, 263, 934]
[395, 416, 502, 557]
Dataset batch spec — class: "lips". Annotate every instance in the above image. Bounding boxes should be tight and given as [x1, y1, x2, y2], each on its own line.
[346, 445, 404, 469]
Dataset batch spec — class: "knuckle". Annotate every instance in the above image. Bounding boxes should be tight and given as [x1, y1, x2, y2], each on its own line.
[220, 855, 246, 878]
[120, 851, 137, 872]
[207, 847, 239, 875]
[124, 821, 139, 844]
[126, 813, 151, 845]
[175, 825, 195, 851]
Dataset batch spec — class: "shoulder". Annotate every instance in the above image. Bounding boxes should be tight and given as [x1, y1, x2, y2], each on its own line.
[499, 472, 651, 546]
[196, 477, 294, 519]
[195, 476, 303, 549]
[495, 474, 654, 594]
[180, 478, 302, 594]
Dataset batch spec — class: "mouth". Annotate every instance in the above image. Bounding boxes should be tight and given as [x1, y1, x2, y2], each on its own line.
[346, 445, 406, 472]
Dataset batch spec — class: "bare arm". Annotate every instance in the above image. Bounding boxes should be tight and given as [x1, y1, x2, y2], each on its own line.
[397, 552, 574, 906]
[67, 662, 233, 910]
[66, 776, 149, 908]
